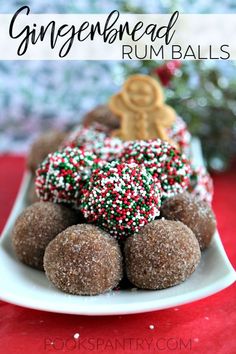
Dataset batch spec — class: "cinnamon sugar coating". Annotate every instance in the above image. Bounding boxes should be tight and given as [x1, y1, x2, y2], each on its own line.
[11, 202, 80, 270]
[27, 131, 67, 173]
[44, 224, 123, 295]
[161, 192, 216, 250]
[82, 104, 120, 131]
[125, 219, 201, 289]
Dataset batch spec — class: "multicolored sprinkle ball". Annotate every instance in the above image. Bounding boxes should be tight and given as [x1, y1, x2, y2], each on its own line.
[35, 147, 101, 207]
[118, 139, 191, 200]
[63, 124, 124, 162]
[81, 161, 162, 240]
[167, 116, 191, 156]
[62, 124, 108, 150]
[188, 165, 214, 204]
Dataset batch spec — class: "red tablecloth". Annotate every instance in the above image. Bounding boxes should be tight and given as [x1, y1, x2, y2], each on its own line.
[0, 155, 235, 354]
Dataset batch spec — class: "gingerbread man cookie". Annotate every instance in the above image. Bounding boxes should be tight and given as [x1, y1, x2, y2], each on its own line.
[109, 74, 177, 144]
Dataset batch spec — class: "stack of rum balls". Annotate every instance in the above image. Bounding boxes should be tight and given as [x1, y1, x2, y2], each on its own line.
[11, 104, 216, 296]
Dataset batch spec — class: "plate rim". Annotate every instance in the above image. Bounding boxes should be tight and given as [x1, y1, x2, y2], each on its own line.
[0, 252, 235, 316]
[0, 142, 235, 316]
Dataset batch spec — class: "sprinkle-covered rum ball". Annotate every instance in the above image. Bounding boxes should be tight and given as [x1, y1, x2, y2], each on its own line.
[94, 136, 124, 162]
[118, 139, 191, 200]
[63, 124, 108, 150]
[63, 124, 123, 162]
[188, 165, 214, 204]
[167, 116, 191, 156]
[81, 162, 162, 239]
[35, 147, 101, 207]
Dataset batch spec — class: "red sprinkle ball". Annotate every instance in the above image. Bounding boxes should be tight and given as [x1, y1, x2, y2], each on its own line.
[118, 139, 191, 200]
[188, 165, 214, 204]
[81, 161, 162, 240]
[35, 147, 101, 207]
[62, 124, 124, 162]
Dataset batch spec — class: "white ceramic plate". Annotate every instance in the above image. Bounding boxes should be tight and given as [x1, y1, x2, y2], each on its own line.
[0, 139, 235, 316]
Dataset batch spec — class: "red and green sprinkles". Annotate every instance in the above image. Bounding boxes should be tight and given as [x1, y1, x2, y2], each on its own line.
[118, 139, 191, 200]
[35, 137, 193, 238]
[35, 147, 101, 207]
[188, 165, 213, 204]
[81, 161, 162, 239]
[62, 124, 108, 151]
[167, 116, 191, 156]
[62, 124, 124, 162]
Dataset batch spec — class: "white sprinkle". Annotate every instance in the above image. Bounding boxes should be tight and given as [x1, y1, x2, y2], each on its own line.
[149, 325, 155, 330]
[174, 308, 179, 311]
[205, 316, 209, 320]
[194, 338, 199, 343]
[74, 333, 80, 339]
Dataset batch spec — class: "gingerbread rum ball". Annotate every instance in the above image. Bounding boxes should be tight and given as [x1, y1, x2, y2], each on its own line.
[118, 139, 191, 200]
[44, 224, 123, 295]
[81, 161, 162, 240]
[188, 165, 214, 204]
[27, 130, 67, 173]
[125, 220, 201, 290]
[161, 192, 216, 250]
[35, 147, 101, 207]
[63, 124, 124, 162]
[11, 202, 80, 270]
